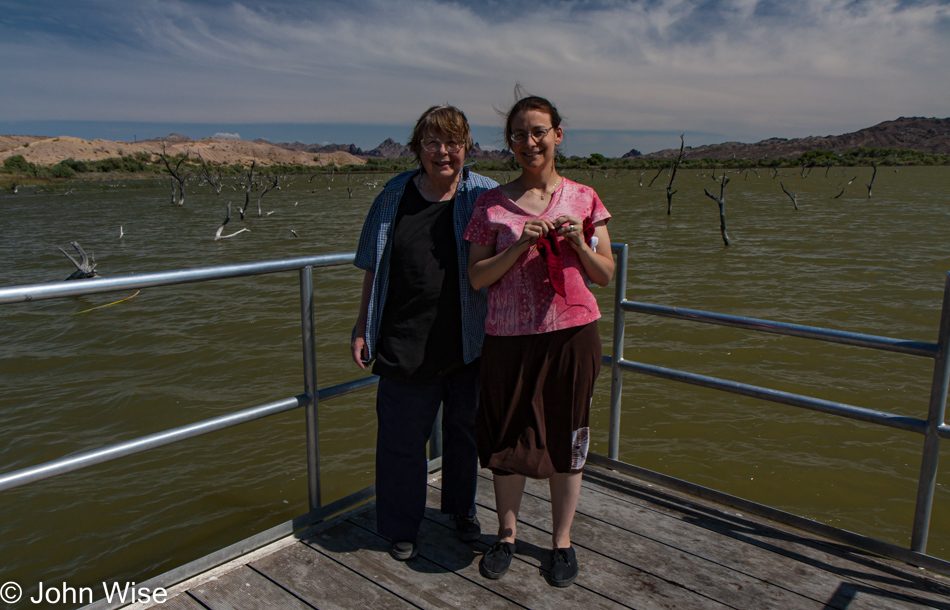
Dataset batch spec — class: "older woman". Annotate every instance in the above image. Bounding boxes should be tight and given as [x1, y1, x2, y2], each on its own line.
[352, 105, 498, 561]
[464, 94, 614, 587]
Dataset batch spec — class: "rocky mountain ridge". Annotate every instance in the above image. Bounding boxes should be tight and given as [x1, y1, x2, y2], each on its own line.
[638, 117, 950, 160]
[260, 137, 511, 161]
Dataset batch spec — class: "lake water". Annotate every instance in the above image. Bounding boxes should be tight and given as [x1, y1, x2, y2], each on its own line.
[1, 166, 949, 605]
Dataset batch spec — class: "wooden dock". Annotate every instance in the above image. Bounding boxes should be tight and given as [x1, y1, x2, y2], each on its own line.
[131, 463, 950, 609]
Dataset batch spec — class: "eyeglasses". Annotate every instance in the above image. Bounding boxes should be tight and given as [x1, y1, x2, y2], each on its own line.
[509, 126, 554, 144]
[422, 139, 463, 153]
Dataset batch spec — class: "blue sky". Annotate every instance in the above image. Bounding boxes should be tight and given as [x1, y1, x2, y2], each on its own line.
[1, 0, 947, 156]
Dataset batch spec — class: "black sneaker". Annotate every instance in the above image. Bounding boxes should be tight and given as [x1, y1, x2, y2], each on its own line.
[390, 540, 418, 561]
[548, 546, 578, 587]
[451, 514, 481, 542]
[479, 541, 515, 579]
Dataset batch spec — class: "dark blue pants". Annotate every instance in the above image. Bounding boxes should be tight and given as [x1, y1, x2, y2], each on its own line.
[375, 362, 479, 542]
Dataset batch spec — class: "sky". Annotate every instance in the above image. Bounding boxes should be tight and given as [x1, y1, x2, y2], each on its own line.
[1, 0, 948, 157]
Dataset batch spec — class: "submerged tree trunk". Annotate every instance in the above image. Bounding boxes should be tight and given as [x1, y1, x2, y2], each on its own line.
[154, 144, 188, 206]
[866, 162, 877, 198]
[256, 173, 281, 218]
[665, 134, 685, 215]
[239, 161, 257, 219]
[704, 173, 731, 246]
[197, 153, 224, 194]
[214, 204, 250, 241]
[780, 181, 799, 210]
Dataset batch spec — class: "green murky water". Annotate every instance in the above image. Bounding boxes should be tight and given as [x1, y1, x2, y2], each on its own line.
[1, 166, 949, 606]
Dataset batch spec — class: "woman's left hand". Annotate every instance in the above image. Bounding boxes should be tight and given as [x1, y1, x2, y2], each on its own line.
[553, 215, 615, 287]
[554, 215, 585, 252]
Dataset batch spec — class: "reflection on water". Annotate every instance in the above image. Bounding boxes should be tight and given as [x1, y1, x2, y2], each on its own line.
[1, 167, 949, 602]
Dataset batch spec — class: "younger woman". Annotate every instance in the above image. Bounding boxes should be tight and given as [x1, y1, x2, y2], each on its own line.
[464, 94, 614, 587]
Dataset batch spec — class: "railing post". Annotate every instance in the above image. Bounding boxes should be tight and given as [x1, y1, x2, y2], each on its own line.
[300, 266, 321, 510]
[608, 244, 628, 460]
[911, 272, 950, 553]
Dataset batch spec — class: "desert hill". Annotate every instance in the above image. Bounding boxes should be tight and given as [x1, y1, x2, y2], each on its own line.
[638, 117, 950, 160]
[0, 135, 364, 168]
[3, 116, 947, 168]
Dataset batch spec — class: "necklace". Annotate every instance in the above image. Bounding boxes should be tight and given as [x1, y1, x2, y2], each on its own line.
[530, 176, 562, 201]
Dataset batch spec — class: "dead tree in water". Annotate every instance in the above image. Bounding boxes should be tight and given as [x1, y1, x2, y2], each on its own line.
[256, 173, 281, 218]
[238, 161, 257, 219]
[214, 204, 250, 241]
[666, 134, 685, 215]
[309, 166, 335, 190]
[779, 182, 799, 210]
[833, 175, 858, 199]
[154, 144, 189, 206]
[704, 173, 731, 246]
[59, 241, 98, 280]
[866, 162, 877, 198]
[197, 153, 224, 194]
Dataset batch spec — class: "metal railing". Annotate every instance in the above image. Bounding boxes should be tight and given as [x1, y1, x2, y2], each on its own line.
[604, 243, 950, 569]
[0, 253, 380, 520]
[3, 244, 950, 597]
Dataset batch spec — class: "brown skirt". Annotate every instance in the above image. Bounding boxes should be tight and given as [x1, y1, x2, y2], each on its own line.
[476, 322, 601, 478]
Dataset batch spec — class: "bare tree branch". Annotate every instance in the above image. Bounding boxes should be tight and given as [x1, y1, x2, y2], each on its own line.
[666, 134, 685, 215]
[238, 161, 257, 219]
[866, 162, 878, 198]
[779, 181, 799, 210]
[257, 173, 281, 218]
[153, 143, 189, 206]
[704, 173, 731, 247]
[59, 241, 98, 280]
[214, 204, 250, 241]
[196, 153, 224, 194]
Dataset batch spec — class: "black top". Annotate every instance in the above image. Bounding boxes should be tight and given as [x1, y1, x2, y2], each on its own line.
[373, 177, 464, 383]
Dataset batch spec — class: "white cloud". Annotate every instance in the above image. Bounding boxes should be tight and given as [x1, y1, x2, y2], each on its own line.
[213, 132, 241, 139]
[0, 0, 947, 151]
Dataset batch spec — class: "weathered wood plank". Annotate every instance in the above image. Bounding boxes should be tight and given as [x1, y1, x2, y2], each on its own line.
[573, 468, 950, 609]
[139, 594, 206, 610]
[249, 542, 417, 609]
[349, 500, 629, 609]
[455, 473, 809, 609]
[134, 465, 950, 610]
[188, 565, 314, 609]
[426, 486, 731, 610]
[304, 516, 519, 609]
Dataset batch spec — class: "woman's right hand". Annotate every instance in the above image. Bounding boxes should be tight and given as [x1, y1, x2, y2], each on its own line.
[351, 336, 369, 369]
[516, 218, 555, 248]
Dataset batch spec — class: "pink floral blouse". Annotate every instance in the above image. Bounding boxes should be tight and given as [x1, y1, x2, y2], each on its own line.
[463, 178, 611, 336]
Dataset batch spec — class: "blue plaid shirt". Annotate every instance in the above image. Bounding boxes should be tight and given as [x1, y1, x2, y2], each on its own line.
[354, 167, 499, 365]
